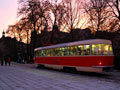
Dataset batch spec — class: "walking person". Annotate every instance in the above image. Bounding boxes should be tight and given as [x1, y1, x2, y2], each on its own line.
[8, 57, 11, 66]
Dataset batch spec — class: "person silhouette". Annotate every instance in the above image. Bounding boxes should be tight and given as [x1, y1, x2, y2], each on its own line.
[1, 59, 4, 66]
[8, 57, 11, 66]
[4, 57, 8, 66]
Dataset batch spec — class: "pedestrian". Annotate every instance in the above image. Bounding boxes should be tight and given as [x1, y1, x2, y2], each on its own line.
[5, 57, 8, 66]
[8, 57, 11, 66]
[26, 56, 30, 63]
[1, 58, 4, 66]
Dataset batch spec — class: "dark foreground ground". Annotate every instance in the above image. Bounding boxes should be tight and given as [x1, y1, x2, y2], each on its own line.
[0, 62, 120, 90]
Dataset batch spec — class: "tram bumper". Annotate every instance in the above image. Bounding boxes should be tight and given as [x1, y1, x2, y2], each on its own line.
[92, 66, 114, 72]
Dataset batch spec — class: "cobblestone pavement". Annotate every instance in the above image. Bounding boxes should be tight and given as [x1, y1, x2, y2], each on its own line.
[0, 63, 120, 90]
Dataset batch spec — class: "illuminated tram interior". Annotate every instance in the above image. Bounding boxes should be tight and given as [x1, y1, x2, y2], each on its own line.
[35, 44, 113, 57]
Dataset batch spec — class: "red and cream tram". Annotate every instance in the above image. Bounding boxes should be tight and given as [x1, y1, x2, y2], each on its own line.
[34, 39, 114, 72]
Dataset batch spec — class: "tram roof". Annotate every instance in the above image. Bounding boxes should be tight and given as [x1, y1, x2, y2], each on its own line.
[34, 39, 112, 51]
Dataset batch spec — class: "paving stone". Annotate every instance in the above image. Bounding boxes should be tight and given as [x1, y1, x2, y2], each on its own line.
[0, 63, 120, 90]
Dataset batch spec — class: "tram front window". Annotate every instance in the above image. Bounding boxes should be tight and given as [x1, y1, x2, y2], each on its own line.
[102, 44, 113, 55]
[109, 45, 113, 55]
[92, 44, 113, 55]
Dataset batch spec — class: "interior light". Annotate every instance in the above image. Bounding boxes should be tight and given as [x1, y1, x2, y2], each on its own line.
[92, 45, 95, 47]
[105, 45, 109, 51]
[78, 46, 82, 48]
[86, 45, 89, 49]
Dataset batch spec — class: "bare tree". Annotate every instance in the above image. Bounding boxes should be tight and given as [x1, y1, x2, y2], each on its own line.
[7, 25, 17, 39]
[48, 0, 67, 31]
[106, 0, 120, 31]
[107, 0, 120, 19]
[84, 0, 113, 32]
[7, 23, 23, 42]
[61, 0, 83, 31]
[18, 0, 52, 61]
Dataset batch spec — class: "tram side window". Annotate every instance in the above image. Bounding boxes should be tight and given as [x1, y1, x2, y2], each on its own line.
[50, 48, 59, 56]
[55, 48, 60, 56]
[45, 49, 50, 56]
[64, 47, 68, 56]
[59, 48, 62, 56]
[49, 49, 53, 56]
[61, 47, 67, 56]
[35, 50, 42, 57]
[59, 48, 65, 56]
[52, 48, 55, 56]
[41, 50, 45, 56]
[75, 46, 79, 55]
[84, 45, 90, 55]
[92, 44, 101, 55]
[49, 49, 52, 56]
[78, 45, 83, 55]
[77, 45, 90, 55]
[37, 50, 42, 56]
[71, 46, 78, 56]
[67, 47, 72, 56]
[59, 47, 69, 56]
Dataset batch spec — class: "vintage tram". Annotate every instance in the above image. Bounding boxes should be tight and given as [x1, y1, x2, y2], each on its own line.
[34, 39, 114, 72]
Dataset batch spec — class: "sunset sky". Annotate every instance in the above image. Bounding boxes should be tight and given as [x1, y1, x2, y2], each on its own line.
[0, 0, 88, 38]
[0, 0, 18, 37]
